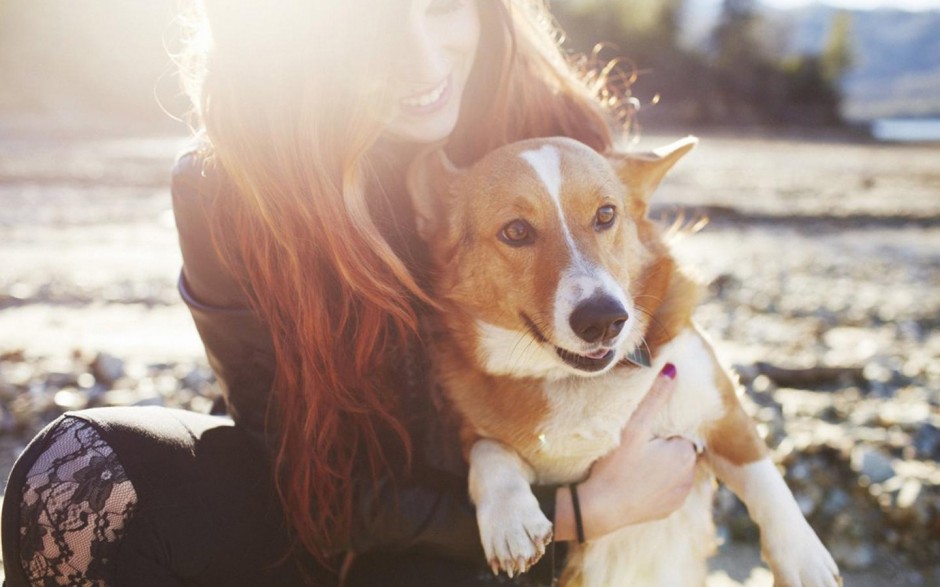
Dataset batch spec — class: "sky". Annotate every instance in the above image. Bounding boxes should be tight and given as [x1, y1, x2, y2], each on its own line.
[761, 0, 940, 9]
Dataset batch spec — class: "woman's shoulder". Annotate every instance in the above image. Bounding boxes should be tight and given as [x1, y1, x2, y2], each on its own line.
[171, 141, 224, 205]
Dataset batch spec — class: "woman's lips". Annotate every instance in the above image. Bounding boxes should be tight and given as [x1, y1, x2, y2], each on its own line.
[400, 76, 451, 115]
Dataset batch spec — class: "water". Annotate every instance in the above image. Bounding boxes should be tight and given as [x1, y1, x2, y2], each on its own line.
[871, 118, 940, 142]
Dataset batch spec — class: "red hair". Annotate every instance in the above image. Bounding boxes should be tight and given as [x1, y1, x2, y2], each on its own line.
[180, 0, 630, 565]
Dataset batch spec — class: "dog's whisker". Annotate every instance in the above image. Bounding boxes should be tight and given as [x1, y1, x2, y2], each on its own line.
[633, 306, 669, 344]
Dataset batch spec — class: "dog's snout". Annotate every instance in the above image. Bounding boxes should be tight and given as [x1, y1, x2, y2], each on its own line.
[569, 296, 628, 343]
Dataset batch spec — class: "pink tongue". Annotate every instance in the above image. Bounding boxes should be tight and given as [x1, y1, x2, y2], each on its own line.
[585, 349, 609, 360]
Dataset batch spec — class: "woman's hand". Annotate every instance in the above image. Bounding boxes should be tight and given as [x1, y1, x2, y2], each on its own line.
[554, 364, 699, 541]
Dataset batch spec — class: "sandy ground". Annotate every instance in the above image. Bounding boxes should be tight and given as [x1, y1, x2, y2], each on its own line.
[0, 128, 938, 584]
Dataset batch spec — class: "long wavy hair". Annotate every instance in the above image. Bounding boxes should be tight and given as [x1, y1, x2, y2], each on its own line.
[179, 0, 631, 565]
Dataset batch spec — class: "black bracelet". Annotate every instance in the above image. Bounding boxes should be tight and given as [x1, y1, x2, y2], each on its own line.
[569, 483, 585, 544]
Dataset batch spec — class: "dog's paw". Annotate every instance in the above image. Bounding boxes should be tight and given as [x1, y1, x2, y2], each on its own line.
[763, 520, 841, 587]
[476, 488, 553, 578]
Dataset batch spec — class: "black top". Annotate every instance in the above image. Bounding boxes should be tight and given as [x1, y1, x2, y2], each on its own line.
[169, 148, 559, 568]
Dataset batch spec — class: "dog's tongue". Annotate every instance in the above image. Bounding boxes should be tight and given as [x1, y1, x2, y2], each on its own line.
[585, 349, 610, 360]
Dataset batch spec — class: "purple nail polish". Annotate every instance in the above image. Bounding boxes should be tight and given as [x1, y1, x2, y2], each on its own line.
[661, 363, 677, 379]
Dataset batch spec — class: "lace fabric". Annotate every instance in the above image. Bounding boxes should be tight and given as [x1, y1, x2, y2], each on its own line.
[17, 416, 138, 586]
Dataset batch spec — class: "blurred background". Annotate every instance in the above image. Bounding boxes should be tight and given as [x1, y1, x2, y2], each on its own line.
[0, 1, 938, 585]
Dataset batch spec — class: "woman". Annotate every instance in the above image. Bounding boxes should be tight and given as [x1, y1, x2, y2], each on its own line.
[1, 0, 698, 585]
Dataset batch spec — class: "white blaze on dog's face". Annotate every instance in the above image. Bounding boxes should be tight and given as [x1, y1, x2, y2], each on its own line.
[408, 136, 696, 380]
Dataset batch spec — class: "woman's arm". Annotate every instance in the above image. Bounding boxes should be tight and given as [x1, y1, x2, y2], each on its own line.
[171, 149, 275, 441]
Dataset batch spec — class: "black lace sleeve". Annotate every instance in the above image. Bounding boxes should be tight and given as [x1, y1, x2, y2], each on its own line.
[12, 416, 139, 586]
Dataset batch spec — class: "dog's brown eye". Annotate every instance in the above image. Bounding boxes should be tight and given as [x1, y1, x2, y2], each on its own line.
[595, 205, 616, 229]
[499, 219, 535, 246]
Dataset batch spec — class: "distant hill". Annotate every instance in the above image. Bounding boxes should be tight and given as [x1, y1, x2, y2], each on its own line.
[681, 1, 940, 121]
[775, 4, 940, 120]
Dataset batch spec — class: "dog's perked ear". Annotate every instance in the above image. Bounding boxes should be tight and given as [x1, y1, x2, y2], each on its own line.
[406, 148, 463, 241]
[610, 136, 698, 210]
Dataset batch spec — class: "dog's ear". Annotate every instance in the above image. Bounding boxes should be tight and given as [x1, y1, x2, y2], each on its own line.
[611, 136, 697, 207]
[406, 148, 462, 241]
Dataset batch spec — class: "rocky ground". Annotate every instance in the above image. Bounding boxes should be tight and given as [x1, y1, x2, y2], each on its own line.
[0, 127, 938, 584]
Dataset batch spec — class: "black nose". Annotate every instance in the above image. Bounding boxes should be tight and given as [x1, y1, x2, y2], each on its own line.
[569, 296, 629, 343]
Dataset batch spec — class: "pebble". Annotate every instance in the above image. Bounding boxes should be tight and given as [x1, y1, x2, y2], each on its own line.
[53, 388, 87, 411]
[851, 446, 897, 484]
[913, 423, 940, 461]
[828, 538, 876, 570]
[91, 352, 125, 384]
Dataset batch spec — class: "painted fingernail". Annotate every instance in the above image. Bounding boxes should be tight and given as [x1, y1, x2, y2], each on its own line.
[661, 363, 677, 379]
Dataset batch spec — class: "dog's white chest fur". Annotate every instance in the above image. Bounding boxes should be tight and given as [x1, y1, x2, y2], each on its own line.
[525, 328, 723, 485]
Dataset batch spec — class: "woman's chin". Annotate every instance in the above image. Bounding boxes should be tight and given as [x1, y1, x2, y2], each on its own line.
[382, 103, 462, 146]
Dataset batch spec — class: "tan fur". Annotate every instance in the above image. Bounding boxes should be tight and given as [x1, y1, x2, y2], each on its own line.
[702, 332, 770, 466]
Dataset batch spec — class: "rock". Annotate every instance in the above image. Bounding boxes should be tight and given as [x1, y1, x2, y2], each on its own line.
[153, 374, 180, 396]
[0, 349, 26, 362]
[891, 479, 933, 527]
[53, 388, 87, 411]
[101, 388, 141, 406]
[794, 486, 822, 517]
[851, 446, 896, 484]
[45, 371, 77, 389]
[732, 363, 760, 384]
[1, 362, 34, 387]
[91, 352, 125, 385]
[828, 537, 876, 571]
[820, 487, 851, 517]
[913, 423, 940, 461]
[863, 358, 897, 396]
[133, 395, 166, 407]
[76, 372, 96, 389]
[823, 327, 883, 363]
[875, 401, 931, 431]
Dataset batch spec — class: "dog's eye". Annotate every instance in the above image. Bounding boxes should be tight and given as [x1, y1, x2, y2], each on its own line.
[595, 205, 616, 230]
[499, 219, 535, 246]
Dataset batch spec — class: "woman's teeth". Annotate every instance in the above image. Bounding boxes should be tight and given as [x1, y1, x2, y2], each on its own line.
[402, 79, 448, 108]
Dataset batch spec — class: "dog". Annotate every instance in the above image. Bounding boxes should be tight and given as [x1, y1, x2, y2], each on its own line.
[407, 136, 841, 587]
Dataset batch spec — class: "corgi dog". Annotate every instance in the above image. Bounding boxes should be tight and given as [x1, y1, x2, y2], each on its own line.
[406, 136, 841, 587]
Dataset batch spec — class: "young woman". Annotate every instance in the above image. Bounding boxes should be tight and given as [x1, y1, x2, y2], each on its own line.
[1, 1, 698, 585]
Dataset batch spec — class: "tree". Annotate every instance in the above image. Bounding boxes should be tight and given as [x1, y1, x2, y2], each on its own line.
[822, 10, 854, 83]
[712, 0, 761, 70]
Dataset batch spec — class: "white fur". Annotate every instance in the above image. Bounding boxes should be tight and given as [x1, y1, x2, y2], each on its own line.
[469, 439, 553, 577]
[526, 329, 721, 485]
[520, 145, 562, 202]
[712, 458, 841, 587]
[520, 145, 580, 260]
[475, 320, 573, 380]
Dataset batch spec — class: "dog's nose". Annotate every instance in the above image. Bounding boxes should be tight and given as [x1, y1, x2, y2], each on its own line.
[569, 296, 629, 343]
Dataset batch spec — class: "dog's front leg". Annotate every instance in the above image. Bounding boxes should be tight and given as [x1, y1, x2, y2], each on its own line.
[693, 339, 840, 586]
[703, 367, 841, 587]
[468, 438, 553, 577]
[710, 454, 841, 587]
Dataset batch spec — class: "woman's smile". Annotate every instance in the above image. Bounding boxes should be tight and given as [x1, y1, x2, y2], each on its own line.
[400, 75, 451, 113]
